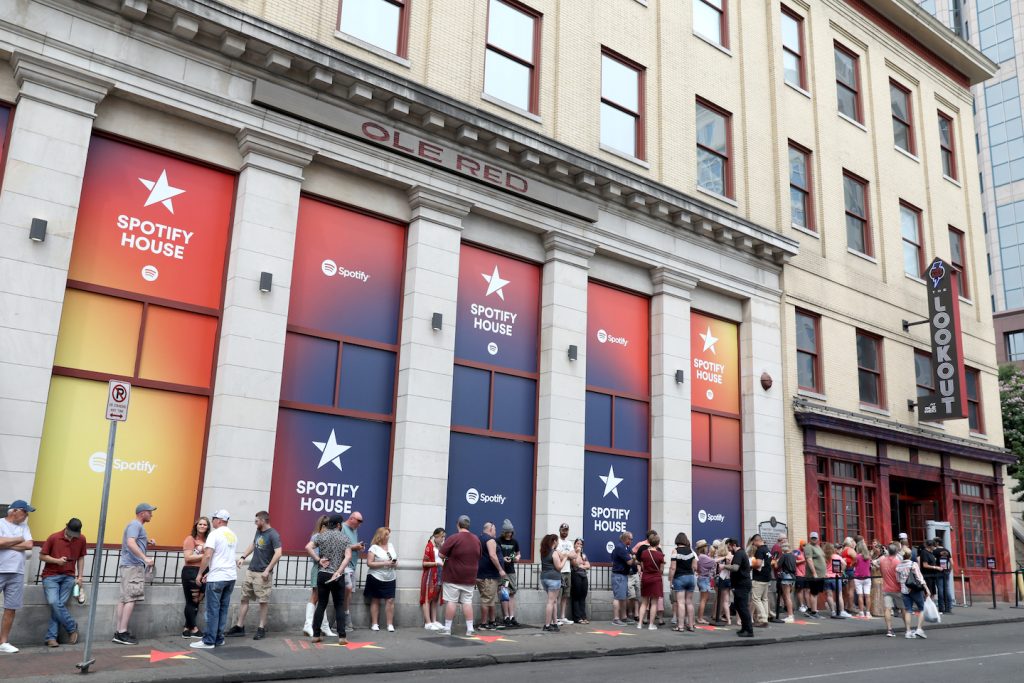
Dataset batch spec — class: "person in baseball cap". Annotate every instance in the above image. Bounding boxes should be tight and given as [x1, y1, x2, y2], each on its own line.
[135, 503, 157, 514]
[211, 509, 230, 521]
[113, 503, 157, 645]
[8, 500, 36, 513]
[39, 519, 88, 647]
[0, 500, 34, 653]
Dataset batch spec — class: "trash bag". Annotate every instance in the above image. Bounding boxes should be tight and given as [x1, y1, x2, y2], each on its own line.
[923, 596, 941, 623]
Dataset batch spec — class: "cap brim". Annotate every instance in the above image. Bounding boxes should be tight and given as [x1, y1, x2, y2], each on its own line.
[66, 530, 81, 538]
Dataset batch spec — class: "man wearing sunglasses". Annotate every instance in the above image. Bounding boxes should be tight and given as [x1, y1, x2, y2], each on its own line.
[341, 513, 365, 631]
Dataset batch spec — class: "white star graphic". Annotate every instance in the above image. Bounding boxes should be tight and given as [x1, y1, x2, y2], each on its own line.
[312, 429, 351, 472]
[599, 465, 624, 499]
[699, 326, 719, 355]
[138, 170, 185, 214]
[481, 265, 510, 301]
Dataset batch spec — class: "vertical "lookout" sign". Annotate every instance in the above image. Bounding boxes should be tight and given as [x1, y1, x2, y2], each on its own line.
[918, 257, 968, 422]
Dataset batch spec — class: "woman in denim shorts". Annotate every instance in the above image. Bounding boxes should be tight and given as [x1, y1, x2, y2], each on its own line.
[694, 540, 717, 624]
[774, 542, 797, 622]
[539, 534, 573, 632]
[669, 533, 697, 631]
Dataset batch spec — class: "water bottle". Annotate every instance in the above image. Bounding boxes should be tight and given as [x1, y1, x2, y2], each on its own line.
[73, 584, 80, 599]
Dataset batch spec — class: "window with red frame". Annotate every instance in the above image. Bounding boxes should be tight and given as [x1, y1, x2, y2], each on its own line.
[966, 366, 983, 433]
[954, 481, 994, 569]
[834, 43, 862, 122]
[939, 112, 958, 179]
[789, 142, 813, 230]
[900, 202, 924, 278]
[914, 349, 934, 398]
[795, 309, 821, 392]
[781, 6, 806, 89]
[696, 98, 732, 198]
[814, 457, 877, 543]
[856, 330, 884, 408]
[693, 0, 728, 48]
[844, 172, 871, 255]
[949, 227, 969, 299]
[339, 0, 410, 57]
[600, 49, 645, 159]
[890, 80, 915, 154]
[484, 0, 541, 114]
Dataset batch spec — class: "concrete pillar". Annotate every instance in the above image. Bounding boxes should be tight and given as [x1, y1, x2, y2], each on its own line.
[201, 129, 314, 543]
[0, 53, 111, 502]
[649, 267, 699, 539]
[740, 294, 787, 538]
[535, 232, 595, 549]
[389, 186, 470, 579]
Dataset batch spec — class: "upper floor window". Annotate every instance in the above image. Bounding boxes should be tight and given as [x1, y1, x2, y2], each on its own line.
[796, 310, 821, 392]
[696, 99, 732, 198]
[834, 43, 862, 123]
[965, 367, 983, 433]
[890, 80, 915, 154]
[914, 349, 934, 398]
[900, 202, 924, 277]
[843, 172, 871, 256]
[484, 0, 541, 114]
[856, 330, 884, 408]
[781, 6, 806, 89]
[339, 0, 410, 57]
[949, 227, 969, 299]
[789, 142, 813, 230]
[1006, 330, 1024, 361]
[600, 50, 645, 159]
[694, 0, 728, 48]
[938, 112, 958, 179]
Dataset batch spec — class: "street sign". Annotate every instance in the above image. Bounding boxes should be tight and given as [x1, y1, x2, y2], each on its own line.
[987, 557, 996, 570]
[105, 380, 131, 421]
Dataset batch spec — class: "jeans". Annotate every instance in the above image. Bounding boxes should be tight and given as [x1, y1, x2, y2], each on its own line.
[936, 572, 952, 612]
[570, 572, 588, 621]
[181, 566, 204, 630]
[202, 580, 235, 646]
[42, 575, 77, 641]
[313, 572, 346, 638]
[733, 586, 753, 633]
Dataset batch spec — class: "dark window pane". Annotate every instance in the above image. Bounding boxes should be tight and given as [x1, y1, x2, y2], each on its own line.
[894, 120, 912, 151]
[837, 85, 857, 119]
[338, 344, 396, 415]
[451, 364, 491, 430]
[890, 84, 909, 120]
[966, 369, 979, 401]
[846, 216, 866, 252]
[789, 147, 808, 188]
[585, 391, 613, 447]
[856, 334, 878, 370]
[939, 116, 951, 147]
[858, 369, 878, 405]
[791, 188, 808, 226]
[613, 397, 649, 453]
[835, 49, 856, 87]
[843, 176, 864, 216]
[280, 333, 338, 406]
[797, 350, 816, 389]
[796, 312, 817, 351]
[491, 373, 537, 436]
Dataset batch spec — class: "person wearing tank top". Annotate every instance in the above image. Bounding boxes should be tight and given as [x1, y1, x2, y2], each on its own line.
[668, 533, 697, 631]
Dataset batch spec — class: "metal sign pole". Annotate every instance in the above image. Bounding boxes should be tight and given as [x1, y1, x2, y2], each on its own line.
[77, 419, 117, 674]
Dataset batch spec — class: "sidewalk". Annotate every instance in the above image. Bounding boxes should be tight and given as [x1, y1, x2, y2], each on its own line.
[3, 606, 1022, 683]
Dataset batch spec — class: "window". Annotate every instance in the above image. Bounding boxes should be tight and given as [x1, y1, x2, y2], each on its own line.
[795, 310, 820, 392]
[900, 202, 924, 277]
[966, 367, 983, 433]
[789, 142, 813, 229]
[696, 99, 732, 197]
[813, 456, 877, 542]
[914, 350, 934, 398]
[484, 0, 541, 113]
[890, 81, 915, 154]
[843, 172, 871, 255]
[693, 0, 728, 48]
[938, 113, 958, 179]
[984, 78, 1024, 188]
[1007, 330, 1024, 361]
[856, 330, 884, 407]
[977, 0, 1015, 63]
[948, 227, 969, 298]
[996, 198, 1024, 307]
[781, 7, 805, 89]
[339, 0, 410, 57]
[600, 50, 645, 159]
[955, 497, 994, 568]
[834, 43, 862, 122]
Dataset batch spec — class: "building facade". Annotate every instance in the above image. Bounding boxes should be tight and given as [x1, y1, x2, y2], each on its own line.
[0, 0, 1014, 633]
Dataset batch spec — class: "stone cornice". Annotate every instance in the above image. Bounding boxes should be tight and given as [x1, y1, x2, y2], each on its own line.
[542, 232, 597, 270]
[11, 51, 114, 117]
[407, 186, 471, 229]
[236, 128, 316, 181]
[650, 267, 699, 300]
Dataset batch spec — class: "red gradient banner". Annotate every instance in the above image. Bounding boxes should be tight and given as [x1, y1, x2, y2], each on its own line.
[586, 283, 649, 397]
[690, 312, 739, 414]
[0, 104, 10, 183]
[68, 137, 234, 309]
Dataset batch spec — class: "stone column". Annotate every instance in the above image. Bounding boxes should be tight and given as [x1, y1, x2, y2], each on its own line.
[200, 130, 314, 544]
[0, 53, 111, 502]
[389, 187, 469, 581]
[535, 232, 595, 550]
[740, 295, 787, 539]
[649, 268, 699, 539]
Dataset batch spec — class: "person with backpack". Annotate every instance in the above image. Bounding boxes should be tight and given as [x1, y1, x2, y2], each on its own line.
[895, 547, 930, 639]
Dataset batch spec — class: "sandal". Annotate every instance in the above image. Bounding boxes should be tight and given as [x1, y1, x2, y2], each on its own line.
[671, 626, 683, 632]
[697, 619, 710, 625]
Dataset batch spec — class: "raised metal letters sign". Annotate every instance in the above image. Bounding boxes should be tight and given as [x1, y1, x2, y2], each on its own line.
[918, 257, 968, 421]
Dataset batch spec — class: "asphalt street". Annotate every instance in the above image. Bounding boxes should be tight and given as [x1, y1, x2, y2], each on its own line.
[289, 621, 1024, 683]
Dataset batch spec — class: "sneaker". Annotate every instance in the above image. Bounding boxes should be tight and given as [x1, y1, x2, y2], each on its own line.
[670, 617, 678, 625]
[496, 619, 507, 630]
[370, 624, 380, 632]
[182, 629, 193, 639]
[0, 642, 19, 654]
[783, 616, 795, 623]
[69, 631, 79, 645]
[611, 619, 625, 626]
[549, 624, 559, 632]
[914, 628, 927, 639]
[624, 618, 636, 625]
[439, 626, 452, 635]
[838, 611, 852, 618]
[112, 632, 137, 645]
[190, 631, 205, 639]
[45, 639, 59, 648]
[648, 623, 657, 631]
[886, 630, 896, 637]
[479, 622, 494, 631]
[905, 631, 916, 639]
[387, 625, 395, 632]
[225, 625, 245, 637]
[424, 623, 437, 631]
[465, 629, 476, 637]
[798, 605, 807, 613]
[432, 621, 445, 629]
[190, 641, 215, 649]
[254, 627, 266, 640]
[509, 617, 520, 628]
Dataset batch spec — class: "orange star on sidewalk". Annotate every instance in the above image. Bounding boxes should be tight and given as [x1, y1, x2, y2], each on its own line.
[588, 630, 635, 637]
[123, 650, 194, 663]
[694, 625, 724, 632]
[325, 640, 384, 650]
[468, 634, 515, 643]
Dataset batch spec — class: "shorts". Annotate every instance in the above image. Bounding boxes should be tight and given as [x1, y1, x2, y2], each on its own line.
[0, 573, 25, 610]
[118, 565, 147, 603]
[844, 568, 855, 580]
[560, 572, 571, 598]
[612, 573, 628, 601]
[627, 573, 640, 600]
[807, 578, 824, 595]
[476, 578, 499, 606]
[854, 578, 872, 595]
[542, 578, 561, 593]
[902, 590, 925, 613]
[717, 577, 732, 590]
[824, 578, 840, 594]
[780, 572, 796, 586]
[794, 576, 806, 589]
[883, 591, 904, 611]
[442, 582, 474, 605]
[672, 575, 696, 592]
[309, 563, 319, 589]
[697, 576, 712, 593]
[241, 569, 273, 603]
[504, 572, 518, 596]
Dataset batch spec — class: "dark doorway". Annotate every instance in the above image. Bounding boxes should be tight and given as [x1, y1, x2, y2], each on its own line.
[889, 477, 940, 547]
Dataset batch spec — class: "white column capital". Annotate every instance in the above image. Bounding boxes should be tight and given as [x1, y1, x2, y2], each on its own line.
[407, 186, 472, 228]
[650, 266, 699, 300]
[543, 231, 597, 269]
[236, 128, 316, 182]
[12, 52, 113, 118]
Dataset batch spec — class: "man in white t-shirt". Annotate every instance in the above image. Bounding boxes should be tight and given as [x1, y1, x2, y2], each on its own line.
[556, 523, 574, 625]
[0, 500, 34, 654]
[191, 510, 238, 649]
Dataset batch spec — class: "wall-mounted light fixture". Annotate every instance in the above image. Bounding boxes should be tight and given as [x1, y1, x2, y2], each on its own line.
[675, 370, 685, 384]
[907, 399, 917, 412]
[760, 371, 773, 392]
[29, 218, 47, 242]
[567, 345, 578, 361]
[259, 271, 273, 293]
[431, 312, 443, 331]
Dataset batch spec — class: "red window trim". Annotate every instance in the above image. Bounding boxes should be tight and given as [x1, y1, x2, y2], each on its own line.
[484, 0, 542, 114]
[834, 42, 863, 123]
[795, 308, 821, 393]
[337, 0, 412, 59]
[953, 496, 995, 569]
[949, 225, 969, 299]
[600, 47, 646, 160]
[900, 200, 925, 277]
[890, 79, 916, 155]
[696, 96, 734, 198]
[938, 111, 958, 180]
[788, 140, 814, 231]
[843, 170, 872, 256]
[780, 5, 806, 90]
[811, 455, 879, 543]
[855, 329, 885, 409]
[965, 366, 984, 434]
[695, 0, 730, 49]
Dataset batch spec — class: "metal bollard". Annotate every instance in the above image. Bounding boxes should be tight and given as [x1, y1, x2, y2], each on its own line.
[990, 568, 997, 609]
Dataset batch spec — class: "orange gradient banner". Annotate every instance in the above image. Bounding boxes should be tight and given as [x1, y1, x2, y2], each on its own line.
[690, 312, 740, 415]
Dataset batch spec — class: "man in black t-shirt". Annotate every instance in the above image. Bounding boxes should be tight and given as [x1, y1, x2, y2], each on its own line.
[918, 539, 940, 597]
[931, 538, 953, 613]
[749, 534, 773, 628]
[726, 538, 753, 637]
[496, 520, 521, 628]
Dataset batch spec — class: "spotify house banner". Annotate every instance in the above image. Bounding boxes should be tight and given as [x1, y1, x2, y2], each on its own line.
[584, 451, 649, 563]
